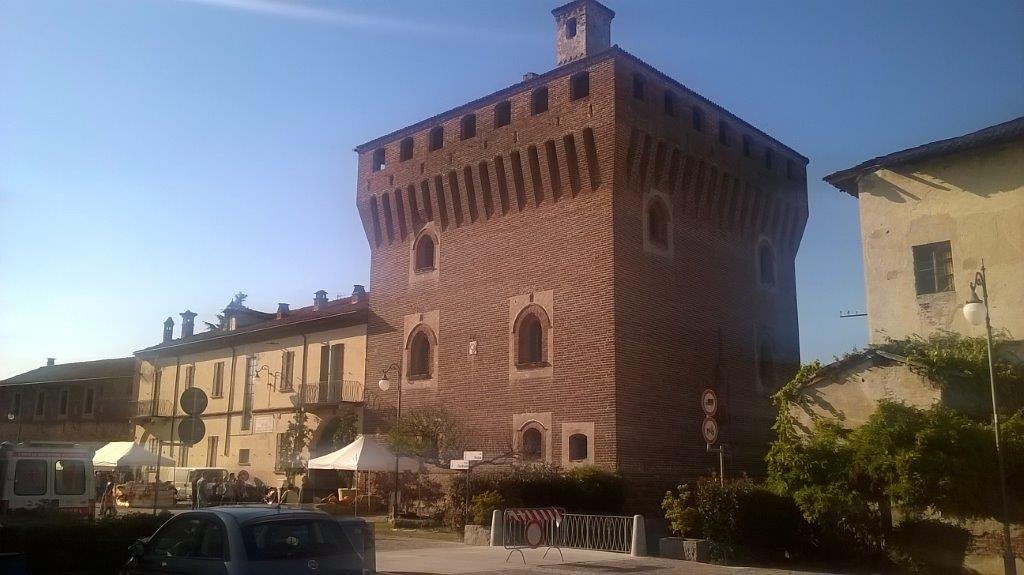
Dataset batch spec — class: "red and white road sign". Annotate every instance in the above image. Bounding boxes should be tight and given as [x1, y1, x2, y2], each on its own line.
[702, 417, 719, 444]
[701, 388, 718, 416]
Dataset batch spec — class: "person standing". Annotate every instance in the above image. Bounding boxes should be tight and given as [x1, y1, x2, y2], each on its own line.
[223, 473, 236, 505]
[195, 475, 207, 509]
[298, 475, 313, 507]
[99, 482, 117, 517]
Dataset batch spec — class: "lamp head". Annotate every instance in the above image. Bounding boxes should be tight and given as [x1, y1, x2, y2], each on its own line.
[962, 286, 986, 326]
[378, 375, 390, 392]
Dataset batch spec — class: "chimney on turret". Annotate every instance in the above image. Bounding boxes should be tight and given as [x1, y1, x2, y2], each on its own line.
[277, 303, 290, 318]
[313, 290, 329, 311]
[46, 358, 56, 367]
[180, 310, 197, 338]
[552, 0, 615, 66]
[351, 284, 367, 303]
[163, 317, 174, 343]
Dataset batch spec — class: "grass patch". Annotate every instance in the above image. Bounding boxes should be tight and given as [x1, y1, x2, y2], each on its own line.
[370, 519, 462, 542]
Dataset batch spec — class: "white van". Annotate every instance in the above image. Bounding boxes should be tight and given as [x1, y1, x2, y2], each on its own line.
[0, 441, 95, 515]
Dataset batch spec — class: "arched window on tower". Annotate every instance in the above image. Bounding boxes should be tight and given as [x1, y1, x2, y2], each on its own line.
[647, 198, 670, 248]
[568, 433, 588, 461]
[408, 330, 433, 379]
[521, 427, 542, 460]
[516, 312, 546, 366]
[414, 233, 436, 273]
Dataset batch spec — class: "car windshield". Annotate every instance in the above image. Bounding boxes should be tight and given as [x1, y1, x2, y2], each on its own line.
[242, 519, 356, 561]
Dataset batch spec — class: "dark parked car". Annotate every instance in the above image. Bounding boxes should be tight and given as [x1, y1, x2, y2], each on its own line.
[122, 506, 375, 574]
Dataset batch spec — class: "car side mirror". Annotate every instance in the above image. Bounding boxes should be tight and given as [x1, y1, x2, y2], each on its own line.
[129, 540, 146, 560]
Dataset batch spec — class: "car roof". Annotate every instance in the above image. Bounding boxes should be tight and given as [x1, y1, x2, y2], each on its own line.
[196, 505, 368, 526]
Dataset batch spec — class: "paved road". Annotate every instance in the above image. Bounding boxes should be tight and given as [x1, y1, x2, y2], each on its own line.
[376, 536, 839, 575]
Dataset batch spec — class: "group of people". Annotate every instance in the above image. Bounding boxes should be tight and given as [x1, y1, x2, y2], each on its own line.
[190, 472, 252, 509]
[263, 476, 312, 505]
[190, 473, 316, 509]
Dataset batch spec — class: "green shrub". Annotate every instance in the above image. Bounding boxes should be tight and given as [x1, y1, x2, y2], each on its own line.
[668, 478, 811, 561]
[661, 484, 701, 537]
[886, 519, 971, 574]
[456, 465, 624, 515]
[469, 490, 505, 525]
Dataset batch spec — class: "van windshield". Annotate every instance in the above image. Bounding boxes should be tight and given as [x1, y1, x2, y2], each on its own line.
[241, 519, 356, 561]
[55, 459, 86, 495]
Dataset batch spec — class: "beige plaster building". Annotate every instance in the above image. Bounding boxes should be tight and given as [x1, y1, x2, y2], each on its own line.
[826, 117, 1024, 347]
[133, 287, 368, 488]
[789, 349, 937, 433]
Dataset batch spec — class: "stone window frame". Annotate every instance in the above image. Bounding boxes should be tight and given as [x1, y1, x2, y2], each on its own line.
[642, 190, 673, 258]
[513, 305, 551, 369]
[560, 421, 595, 467]
[513, 412, 552, 464]
[402, 310, 440, 391]
[509, 291, 554, 382]
[409, 224, 439, 284]
[406, 325, 436, 381]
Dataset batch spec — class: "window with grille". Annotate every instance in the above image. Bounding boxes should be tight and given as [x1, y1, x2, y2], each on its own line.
[238, 448, 250, 466]
[568, 433, 588, 461]
[59, 389, 69, 417]
[521, 427, 542, 460]
[913, 241, 954, 295]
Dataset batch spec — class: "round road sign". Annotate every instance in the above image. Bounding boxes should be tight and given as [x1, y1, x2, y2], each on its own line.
[238, 469, 250, 482]
[178, 416, 206, 446]
[524, 520, 544, 548]
[701, 417, 719, 445]
[180, 387, 208, 416]
[701, 388, 718, 416]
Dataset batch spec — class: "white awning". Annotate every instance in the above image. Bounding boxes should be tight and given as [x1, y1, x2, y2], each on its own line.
[92, 441, 174, 468]
[307, 434, 420, 471]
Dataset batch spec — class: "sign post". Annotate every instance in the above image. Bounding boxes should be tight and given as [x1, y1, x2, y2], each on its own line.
[700, 389, 726, 486]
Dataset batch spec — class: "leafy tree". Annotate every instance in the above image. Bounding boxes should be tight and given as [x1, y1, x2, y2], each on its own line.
[768, 335, 1024, 561]
[278, 409, 313, 480]
[386, 407, 462, 464]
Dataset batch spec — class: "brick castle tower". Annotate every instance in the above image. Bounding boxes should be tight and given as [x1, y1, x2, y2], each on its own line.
[354, 0, 808, 497]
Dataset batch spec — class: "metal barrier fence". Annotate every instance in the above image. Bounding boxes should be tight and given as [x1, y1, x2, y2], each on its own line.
[499, 508, 642, 561]
[559, 513, 634, 554]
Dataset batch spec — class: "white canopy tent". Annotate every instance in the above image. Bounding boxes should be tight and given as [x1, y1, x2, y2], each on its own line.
[92, 441, 174, 468]
[308, 434, 420, 472]
[307, 434, 419, 516]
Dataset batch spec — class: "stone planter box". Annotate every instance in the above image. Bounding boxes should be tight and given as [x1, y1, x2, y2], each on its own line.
[659, 537, 716, 562]
[463, 524, 491, 546]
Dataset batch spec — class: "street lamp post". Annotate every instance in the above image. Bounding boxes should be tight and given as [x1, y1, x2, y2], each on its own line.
[377, 362, 402, 524]
[962, 261, 1018, 575]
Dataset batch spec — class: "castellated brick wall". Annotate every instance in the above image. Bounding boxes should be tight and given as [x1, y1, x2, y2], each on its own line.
[353, 48, 807, 501]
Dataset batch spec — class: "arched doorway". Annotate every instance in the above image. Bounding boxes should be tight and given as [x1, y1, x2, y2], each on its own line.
[307, 409, 360, 495]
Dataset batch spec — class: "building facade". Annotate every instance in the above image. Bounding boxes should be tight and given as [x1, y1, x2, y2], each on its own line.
[826, 117, 1024, 346]
[133, 287, 368, 487]
[353, 0, 808, 495]
[0, 357, 136, 448]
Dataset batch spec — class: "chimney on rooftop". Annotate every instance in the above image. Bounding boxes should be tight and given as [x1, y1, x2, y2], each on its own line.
[180, 310, 197, 338]
[351, 285, 367, 303]
[552, 0, 615, 66]
[163, 317, 174, 343]
[46, 358, 55, 367]
[313, 290, 329, 311]
[277, 303, 290, 319]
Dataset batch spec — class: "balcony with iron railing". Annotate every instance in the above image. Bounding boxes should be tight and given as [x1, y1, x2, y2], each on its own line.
[131, 398, 175, 419]
[298, 380, 363, 407]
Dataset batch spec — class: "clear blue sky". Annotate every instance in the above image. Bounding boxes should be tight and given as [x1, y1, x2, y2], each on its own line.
[1, 0, 1022, 379]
